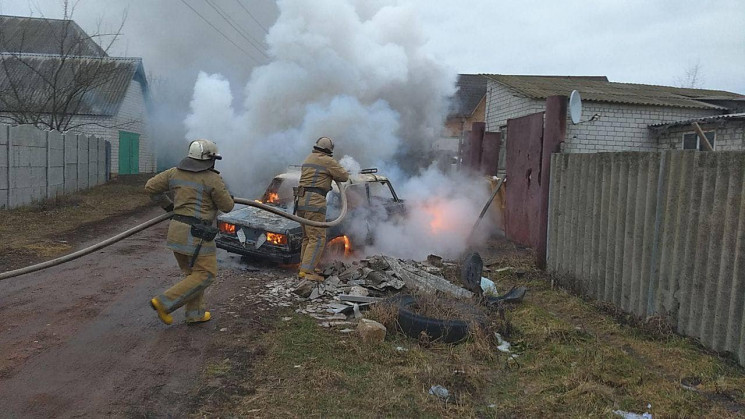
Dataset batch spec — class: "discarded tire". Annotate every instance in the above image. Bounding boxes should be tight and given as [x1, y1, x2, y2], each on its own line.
[391, 295, 486, 343]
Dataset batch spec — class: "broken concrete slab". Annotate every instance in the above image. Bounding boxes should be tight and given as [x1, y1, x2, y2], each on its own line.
[292, 280, 315, 298]
[383, 256, 473, 299]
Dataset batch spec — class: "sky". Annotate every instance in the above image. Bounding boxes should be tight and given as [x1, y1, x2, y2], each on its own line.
[1, 0, 742, 94]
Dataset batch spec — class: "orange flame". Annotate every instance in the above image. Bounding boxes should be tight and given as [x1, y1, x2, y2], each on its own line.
[265, 192, 279, 204]
[423, 206, 446, 233]
[327, 235, 352, 257]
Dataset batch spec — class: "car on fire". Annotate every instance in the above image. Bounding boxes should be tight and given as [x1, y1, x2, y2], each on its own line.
[215, 168, 405, 264]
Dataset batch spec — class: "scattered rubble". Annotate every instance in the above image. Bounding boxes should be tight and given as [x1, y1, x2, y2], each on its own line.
[247, 254, 523, 343]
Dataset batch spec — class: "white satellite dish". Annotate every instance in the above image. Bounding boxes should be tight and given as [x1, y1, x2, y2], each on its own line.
[569, 90, 582, 124]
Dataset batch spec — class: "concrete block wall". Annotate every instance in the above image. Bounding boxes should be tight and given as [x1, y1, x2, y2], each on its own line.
[485, 79, 722, 154]
[0, 124, 110, 209]
[485, 81, 545, 131]
[564, 103, 720, 153]
[548, 151, 745, 366]
[71, 80, 155, 174]
[656, 120, 745, 151]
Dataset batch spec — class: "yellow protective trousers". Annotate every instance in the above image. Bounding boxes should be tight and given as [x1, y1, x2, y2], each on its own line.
[298, 209, 328, 274]
[155, 252, 217, 321]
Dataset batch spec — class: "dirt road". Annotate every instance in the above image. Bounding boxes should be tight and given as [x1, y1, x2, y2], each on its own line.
[0, 207, 285, 417]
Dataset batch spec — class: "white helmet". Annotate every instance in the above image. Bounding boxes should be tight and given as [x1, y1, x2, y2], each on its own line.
[187, 139, 222, 160]
[314, 136, 334, 156]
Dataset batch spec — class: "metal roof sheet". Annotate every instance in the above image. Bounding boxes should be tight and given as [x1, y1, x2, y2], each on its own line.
[0, 15, 107, 57]
[0, 54, 141, 116]
[484, 74, 743, 110]
[648, 112, 745, 129]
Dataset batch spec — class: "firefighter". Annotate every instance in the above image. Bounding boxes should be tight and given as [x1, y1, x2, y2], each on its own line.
[146, 139, 234, 325]
[296, 137, 349, 282]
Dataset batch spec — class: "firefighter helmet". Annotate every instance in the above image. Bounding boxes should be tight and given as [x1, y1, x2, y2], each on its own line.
[187, 139, 222, 160]
[313, 136, 334, 156]
[178, 139, 222, 172]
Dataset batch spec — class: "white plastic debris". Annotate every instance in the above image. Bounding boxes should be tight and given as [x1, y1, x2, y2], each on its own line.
[480, 277, 498, 296]
[495, 332, 512, 353]
[428, 385, 450, 400]
[613, 405, 652, 419]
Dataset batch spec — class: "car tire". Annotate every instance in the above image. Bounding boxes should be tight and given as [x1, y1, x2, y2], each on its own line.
[389, 295, 486, 343]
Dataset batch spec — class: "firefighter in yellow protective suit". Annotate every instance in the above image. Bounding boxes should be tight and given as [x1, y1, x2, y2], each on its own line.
[297, 137, 349, 282]
[146, 139, 234, 325]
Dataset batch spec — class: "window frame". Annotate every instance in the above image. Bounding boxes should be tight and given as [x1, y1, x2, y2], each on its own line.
[681, 130, 716, 151]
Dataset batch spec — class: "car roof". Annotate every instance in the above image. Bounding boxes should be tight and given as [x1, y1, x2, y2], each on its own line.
[274, 168, 391, 186]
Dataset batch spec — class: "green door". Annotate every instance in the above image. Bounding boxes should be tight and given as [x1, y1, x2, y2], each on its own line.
[118, 131, 140, 174]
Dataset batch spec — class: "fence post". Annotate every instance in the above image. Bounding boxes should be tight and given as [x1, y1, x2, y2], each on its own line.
[646, 151, 668, 317]
[45, 131, 49, 199]
[7, 127, 12, 208]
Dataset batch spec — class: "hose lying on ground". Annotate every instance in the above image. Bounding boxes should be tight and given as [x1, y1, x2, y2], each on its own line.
[0, 212, 173, 281]
[0, 181, 349, 281]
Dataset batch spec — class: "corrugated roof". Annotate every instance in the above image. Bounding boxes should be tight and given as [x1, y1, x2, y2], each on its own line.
[0, 54, 141, 116]
[0, 15, 107, 57]
[649, 112, 745, 129]
[448, 74, 487, 118]
[484, 74, 744, 110]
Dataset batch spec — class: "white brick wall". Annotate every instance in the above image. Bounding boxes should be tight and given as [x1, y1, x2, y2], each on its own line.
[3, 78, 155, 175]
[72, 80, 154, 174]
[485, 81, 545, 131]
[485, 79, 723, 154]
[564, 102, 720, 153]
[656, 120, 745, 151]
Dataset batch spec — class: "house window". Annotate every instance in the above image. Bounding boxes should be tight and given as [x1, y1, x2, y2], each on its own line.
[682, 131, 715, 151]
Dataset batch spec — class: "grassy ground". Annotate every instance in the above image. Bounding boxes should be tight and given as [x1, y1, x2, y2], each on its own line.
[0, 174, 154, 270]
[228, 252, 744, 418]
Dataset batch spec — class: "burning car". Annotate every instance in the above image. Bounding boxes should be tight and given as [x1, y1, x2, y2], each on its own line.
[216, 168, 405, 264]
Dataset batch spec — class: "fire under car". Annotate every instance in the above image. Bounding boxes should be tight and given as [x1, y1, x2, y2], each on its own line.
[215, 168, 406, 264]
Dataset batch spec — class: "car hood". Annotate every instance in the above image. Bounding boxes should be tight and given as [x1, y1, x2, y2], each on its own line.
[218, 205, 301, 233]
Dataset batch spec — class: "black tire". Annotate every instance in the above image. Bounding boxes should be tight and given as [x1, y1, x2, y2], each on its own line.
[390, 295, 486, 343]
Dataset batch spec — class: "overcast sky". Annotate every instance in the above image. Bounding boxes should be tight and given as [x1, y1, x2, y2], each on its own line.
[1, 0, 742, 95]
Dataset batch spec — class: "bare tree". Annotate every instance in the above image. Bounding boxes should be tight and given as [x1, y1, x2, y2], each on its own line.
[675, 61, 704, 89]
[0, 6, 133, 132]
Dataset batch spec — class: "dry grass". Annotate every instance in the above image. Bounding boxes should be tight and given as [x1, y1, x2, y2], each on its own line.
[231, 249, 745, 418]
[0, 174, 154, 269]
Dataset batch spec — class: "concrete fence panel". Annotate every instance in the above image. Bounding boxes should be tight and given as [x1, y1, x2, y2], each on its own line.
[548, 150, 745, 366]
[0, 124, 110, 209]
[77, 134, 89, 190]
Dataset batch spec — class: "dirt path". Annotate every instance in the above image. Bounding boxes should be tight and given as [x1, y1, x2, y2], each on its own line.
[0, 207, 287, 417]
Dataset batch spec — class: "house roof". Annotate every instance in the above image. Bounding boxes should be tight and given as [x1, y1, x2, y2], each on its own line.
[649, 112, 745, 130]
[0, 54, 144, 116]
[448, 74, 487, 118]
[484, 74, 745, 110]
[0, 15, 107, 57]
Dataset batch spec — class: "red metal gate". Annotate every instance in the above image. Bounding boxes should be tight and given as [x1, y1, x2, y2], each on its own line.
[505, 96, 566, 267]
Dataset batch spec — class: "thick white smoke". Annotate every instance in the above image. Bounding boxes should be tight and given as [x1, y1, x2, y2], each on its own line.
[184, 0, 454, 197]
[185, 0, 497, 259]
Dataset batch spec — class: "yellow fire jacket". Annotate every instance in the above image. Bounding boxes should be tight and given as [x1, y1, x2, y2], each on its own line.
[297, 150, 350, 213]
[145, 167, 234, 255]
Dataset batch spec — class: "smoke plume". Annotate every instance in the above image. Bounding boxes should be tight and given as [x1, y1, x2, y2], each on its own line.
[185, 0, 497, 259]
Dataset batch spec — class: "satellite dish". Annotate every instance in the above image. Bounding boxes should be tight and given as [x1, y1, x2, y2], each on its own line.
[569, 90, 582, 124]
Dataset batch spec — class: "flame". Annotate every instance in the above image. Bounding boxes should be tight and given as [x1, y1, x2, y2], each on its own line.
[327, 235, 352, 257]
[423, 205, 447, 233]
[265, 192, 279, 204]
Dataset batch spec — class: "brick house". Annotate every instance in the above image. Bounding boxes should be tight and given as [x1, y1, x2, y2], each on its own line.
[483, 74, 745, 155]
[0, 15, 155, 174]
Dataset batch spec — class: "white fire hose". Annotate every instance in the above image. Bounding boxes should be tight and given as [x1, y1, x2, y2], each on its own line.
[0, 181, 348, 281]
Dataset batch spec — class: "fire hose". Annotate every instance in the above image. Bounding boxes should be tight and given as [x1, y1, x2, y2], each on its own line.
[0, 181, 348, 281]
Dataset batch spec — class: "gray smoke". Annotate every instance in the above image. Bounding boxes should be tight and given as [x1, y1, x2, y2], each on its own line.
[184, 0, 497, 259]
[184, 0, 455, 197]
